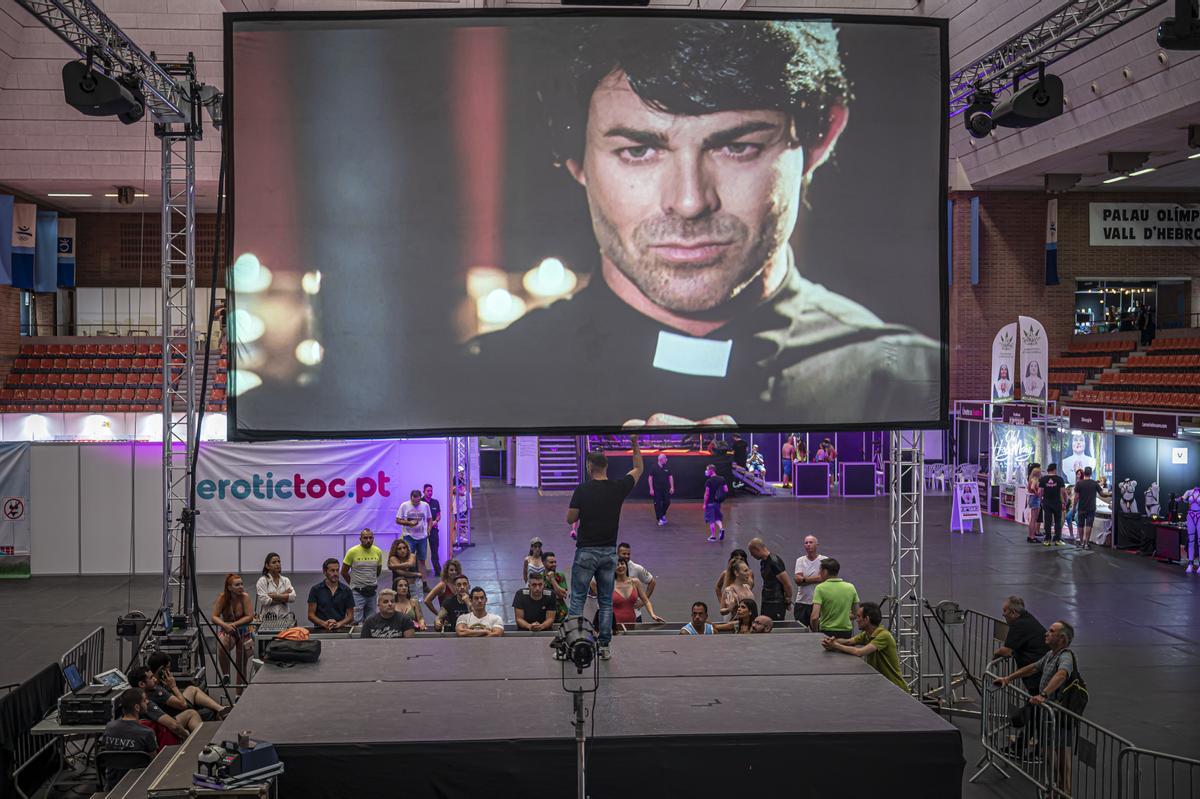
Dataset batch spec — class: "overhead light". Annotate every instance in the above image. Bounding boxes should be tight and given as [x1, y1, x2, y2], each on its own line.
[1102, 175, 1129, 184]
[963, 89, 996, 138]
[47, 193, 92, 198]
[1128, 167, 1157, 177]
[103, 192, 148, 198]
[61, 55, 144, 125]
[1188, 152, 1200, 160]
[991, 72, 1064, 130]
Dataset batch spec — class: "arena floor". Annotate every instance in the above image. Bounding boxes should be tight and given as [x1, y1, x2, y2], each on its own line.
[3, 481, 1197, 797]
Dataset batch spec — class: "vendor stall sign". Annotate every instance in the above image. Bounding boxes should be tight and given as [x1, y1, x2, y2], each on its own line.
[1089, 202, 1200, 246]
[1002, 405, 1032, 425]
[1133, 413, 1177, 438]
[1069, 408, 1106, 432]
[951, 478, 983, 533]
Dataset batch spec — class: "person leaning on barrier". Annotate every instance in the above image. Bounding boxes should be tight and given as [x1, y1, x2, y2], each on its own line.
[512, 573, 558, 632]
[993, 596, 1049, 696]
[436, 574, 472, 632]
[809, 558, 858, 638]
[307, 558, 354, 631]
[680, 602, 716, 635]
[750, 615, 774, 633]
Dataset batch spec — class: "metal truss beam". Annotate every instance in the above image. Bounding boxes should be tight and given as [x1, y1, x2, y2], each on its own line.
[13, 0, 189, 122]
[949, 0, 1168, 117]
[452, 437, 473, 549]
[889, 429, 924, 691]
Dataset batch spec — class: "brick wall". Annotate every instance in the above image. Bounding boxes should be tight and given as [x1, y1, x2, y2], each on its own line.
[74, 213, 226, 287]
[949, 190, 1200, 402]
[0, 286, 20, 386]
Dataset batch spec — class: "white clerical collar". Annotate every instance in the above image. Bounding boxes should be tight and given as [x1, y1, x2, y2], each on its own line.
[652, 330, 732, 378]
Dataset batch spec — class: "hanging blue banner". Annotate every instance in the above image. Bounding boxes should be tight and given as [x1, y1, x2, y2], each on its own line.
[10, 202, 35, 289]
[35, 210, 59, 293]
[57, 217, 76, 288]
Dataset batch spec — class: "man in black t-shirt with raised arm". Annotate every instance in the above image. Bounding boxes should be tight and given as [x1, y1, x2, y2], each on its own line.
[566, 435, 644, 660]
[1039, 463, 1067, 546]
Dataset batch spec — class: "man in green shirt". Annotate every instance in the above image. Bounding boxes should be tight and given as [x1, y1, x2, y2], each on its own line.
[823, 601, 907, 690]
[342, 528, 385, 623]
[809, 558, 858, 638]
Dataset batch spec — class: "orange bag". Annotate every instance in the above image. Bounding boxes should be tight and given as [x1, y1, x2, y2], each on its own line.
[275, 626, 310, 641]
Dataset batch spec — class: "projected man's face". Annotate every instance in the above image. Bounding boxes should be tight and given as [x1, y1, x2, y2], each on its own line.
[568, 71, 806, 314]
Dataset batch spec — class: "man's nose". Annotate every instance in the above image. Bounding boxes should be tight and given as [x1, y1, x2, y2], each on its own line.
[663, 152, 720, 220]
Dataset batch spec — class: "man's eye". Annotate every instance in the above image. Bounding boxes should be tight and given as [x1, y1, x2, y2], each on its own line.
[618, 145, 657, 162]
[721, 143, 762, 159]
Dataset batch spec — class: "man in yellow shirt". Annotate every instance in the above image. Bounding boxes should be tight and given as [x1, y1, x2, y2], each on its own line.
[822, 601, 907, 690]
[342, 528, 385, 623]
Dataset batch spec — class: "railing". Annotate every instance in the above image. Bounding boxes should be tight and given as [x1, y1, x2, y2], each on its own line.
[60, 626, 105, 683]
[914, 603, 1004, 717]
[1118, 747, 1200, 799]
[1158, 311, 1200, 330]
[974, 656, 1136, 798]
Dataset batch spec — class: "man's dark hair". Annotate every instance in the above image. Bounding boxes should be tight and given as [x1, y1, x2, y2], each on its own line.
[118, 687, 145, 716]
[540, 20, 850, 163]
[586, 451, 608, 472]
[469, 586, 486, 599]
[820, 557, 841, 577]
[454, 574, 471, 585]
[527, 572, 544, 582]
[859, 601, 882, 626]
[410, 489, 422, 498]
[1047, 463, 1057, 473]
[692, 601, 709, 614]
[1083, 466, 1093, 476]
[128, 665, 152, 688]
[147, 652, 170, 673]
[730, 548, 748, 562]
[542, 551, 555, 561]
[322, 557, 339, 571]
[618, 542, 631, 550]
[423, 483, 433, 490]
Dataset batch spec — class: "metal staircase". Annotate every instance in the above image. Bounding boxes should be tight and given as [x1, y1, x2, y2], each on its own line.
[538, 436, 582, 493]
[731, 463, 776, 496]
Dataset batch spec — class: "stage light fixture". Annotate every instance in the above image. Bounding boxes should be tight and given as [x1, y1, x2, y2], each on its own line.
[991, 71, 1063, 129]
[963, 89, 995, 138]
[553, 617, 597, 671]
[61, 56, 145, 125]
[1158, 0, 1200, 50]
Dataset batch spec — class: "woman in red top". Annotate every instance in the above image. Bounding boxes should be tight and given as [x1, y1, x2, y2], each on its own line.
[604, 559, 666, 627]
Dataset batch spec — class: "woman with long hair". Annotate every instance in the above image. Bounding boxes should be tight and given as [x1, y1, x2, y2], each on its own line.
[1026, 463, 1043, 543]
[604, 559, 665, 628]
[720, 559, 755, 619]
[392, 576, 426, 630]
[714, 549, 752, 604]
[211, 573, 254, 686]
[255, 552, 295, 619]
[716, 598, 759, 633]
[388, 538, 421, 592]
[423, 558, 463, 616]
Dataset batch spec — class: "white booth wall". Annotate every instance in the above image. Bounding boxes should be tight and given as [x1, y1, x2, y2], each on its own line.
[29, 438, 450, 577]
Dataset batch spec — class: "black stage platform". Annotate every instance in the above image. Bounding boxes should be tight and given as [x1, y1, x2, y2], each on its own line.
[221, 635, 963, 798]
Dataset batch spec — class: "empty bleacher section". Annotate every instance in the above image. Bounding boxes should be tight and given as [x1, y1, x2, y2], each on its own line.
[1066, 331, 1200, 412]
[1045, 333, 1139, 405]
[0, 338, 227, 413]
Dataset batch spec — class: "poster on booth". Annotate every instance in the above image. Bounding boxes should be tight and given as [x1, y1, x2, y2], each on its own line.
[0, 442, 31, 578]
[1018, 316, 1048, 405]
[196, 440, 424, 537]
[990, 323, 1016, 404]
[951, 478, 982, 533]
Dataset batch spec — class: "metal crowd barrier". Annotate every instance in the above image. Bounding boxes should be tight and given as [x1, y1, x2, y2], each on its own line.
[59, 626, 105, 683]
[913, 602, 1006, 717]
[973, 656, 1136, 799]
[1118, 746, 1200, 799]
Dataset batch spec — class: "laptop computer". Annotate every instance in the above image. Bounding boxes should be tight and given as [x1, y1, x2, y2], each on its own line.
[62, 663, 110, 696]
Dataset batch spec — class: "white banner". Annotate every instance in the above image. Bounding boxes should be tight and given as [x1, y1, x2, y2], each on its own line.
[990, 322, 1016, 404]
[195, 439, 446, 537]
[0, 442, 31, 578]
[1019, 315, 1048, 405]
[1089, 202, 1200, 246]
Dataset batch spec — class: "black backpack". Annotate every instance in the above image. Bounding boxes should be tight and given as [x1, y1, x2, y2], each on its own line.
[265, 638, 322, 664]
[1055, 649, 1088, 716]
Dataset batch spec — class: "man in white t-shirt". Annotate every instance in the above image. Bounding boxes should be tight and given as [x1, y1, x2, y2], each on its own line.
[396, 488, 433, 584]
[455, 587, 505, 637]
[793, 534, 827, 627]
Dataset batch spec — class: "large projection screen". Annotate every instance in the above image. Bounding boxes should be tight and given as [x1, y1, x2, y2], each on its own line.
[227, 11, 948, 438]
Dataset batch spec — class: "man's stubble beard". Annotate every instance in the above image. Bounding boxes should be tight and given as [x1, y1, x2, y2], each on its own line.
[590, 202, 788, 315]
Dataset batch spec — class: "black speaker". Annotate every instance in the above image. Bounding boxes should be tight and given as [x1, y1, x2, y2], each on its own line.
[992, 75, 1064, 129]
[62, 61, 143, 122]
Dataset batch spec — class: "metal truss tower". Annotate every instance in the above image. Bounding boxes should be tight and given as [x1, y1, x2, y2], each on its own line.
[14, 0, 203, 618]
[889, 429, 925, 691]
[452, 437, 473, 548]
[949, 0, 1168, 117]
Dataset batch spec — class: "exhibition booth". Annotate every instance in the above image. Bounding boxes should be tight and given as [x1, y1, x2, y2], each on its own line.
[953, 400, 1199, 565]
